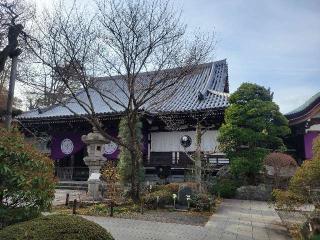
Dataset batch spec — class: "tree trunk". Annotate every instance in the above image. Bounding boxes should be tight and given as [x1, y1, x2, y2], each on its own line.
[127, 112, 141, 202]
[5, 55, 19, 129]
[129, 149, 140, 202]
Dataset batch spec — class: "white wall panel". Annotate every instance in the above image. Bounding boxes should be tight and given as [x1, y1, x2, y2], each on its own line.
[150, 130, 219, 152]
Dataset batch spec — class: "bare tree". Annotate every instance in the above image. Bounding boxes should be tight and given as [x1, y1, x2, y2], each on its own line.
[0, 0, 35, 128]
[19, 59, 83, 109]
[26, 0, 214, 201]
[0, 0, 31, 73]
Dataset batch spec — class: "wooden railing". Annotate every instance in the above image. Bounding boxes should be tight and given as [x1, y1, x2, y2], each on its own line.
[55, 167, 89, 181]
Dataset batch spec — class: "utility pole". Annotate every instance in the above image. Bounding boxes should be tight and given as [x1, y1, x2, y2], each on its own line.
[5, 49, 21, 129]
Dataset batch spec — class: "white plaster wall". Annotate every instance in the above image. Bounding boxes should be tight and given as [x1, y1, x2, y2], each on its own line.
[150, 130, 219, 152]
[306, 124, 320, 132]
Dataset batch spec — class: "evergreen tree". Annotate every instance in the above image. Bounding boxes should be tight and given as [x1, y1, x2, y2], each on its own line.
[218, 83, 290, 184]
[117, 117, 144, 184]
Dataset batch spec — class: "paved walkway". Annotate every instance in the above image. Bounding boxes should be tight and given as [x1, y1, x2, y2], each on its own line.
[84, 199, 291, 240]
[206, 199, 291, 240]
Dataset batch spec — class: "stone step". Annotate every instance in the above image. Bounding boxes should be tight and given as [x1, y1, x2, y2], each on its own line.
[56, 181, 88, 190]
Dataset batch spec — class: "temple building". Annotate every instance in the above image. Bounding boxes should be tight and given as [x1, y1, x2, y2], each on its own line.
[285, 91, 320, 161]
[16, 60, 229, 182]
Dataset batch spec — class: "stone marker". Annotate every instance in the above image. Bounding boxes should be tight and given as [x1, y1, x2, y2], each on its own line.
[178, 186, 193, 205]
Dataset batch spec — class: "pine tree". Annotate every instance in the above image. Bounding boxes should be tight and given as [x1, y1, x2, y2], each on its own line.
[218, 83, 290, 184]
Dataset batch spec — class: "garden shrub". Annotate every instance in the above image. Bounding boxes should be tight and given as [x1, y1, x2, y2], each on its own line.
[182, 181, 200, 191]
[229, 148, 269, 185]
[151, 183, 180, 194]
[190, 193, 214, 211]
[264, 152, 297, 188]
[212, 178, 238, 198]
[0, 128, 56, 228]
[142, 189, 172, 208]
[273, 136, 320, 210]
[0, 214, 114, 240]
[264, 152, 297, 167]
[88, 204, 109, 215]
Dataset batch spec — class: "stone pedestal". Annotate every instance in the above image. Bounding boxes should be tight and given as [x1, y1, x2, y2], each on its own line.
[82, 128, 109, 198]
[88, 173, 102, 200]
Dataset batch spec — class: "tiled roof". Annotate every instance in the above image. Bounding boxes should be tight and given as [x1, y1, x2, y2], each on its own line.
[286, 91, 320, 117]
[17, 60, 229, 120]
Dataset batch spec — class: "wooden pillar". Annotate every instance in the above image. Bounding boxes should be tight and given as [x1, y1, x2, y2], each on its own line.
[70, 154, 75, 180]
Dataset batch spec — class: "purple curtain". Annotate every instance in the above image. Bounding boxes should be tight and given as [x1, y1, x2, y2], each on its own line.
[51, 132, 85, 160]
[50, 130, 148, 160]
[304, 131, 320, 159]
[105, 131, 148, 160]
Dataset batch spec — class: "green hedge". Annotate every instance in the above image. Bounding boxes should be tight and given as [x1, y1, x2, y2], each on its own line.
[0, 214, 114, 240]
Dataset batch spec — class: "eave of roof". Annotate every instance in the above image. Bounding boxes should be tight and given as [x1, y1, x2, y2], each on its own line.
[285, 91, 320, 125]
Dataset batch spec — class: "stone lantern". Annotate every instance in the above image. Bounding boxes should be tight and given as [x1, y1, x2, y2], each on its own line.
[81, 127, 109, 199]
[81, 127, 109, 176]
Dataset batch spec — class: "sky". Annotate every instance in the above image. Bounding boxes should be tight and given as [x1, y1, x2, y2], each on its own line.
[32, 0, 320, 113]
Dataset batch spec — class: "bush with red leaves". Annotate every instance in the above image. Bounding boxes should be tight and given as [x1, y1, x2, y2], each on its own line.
[264, 152, 297, 168]
[264, 152, 297, 188]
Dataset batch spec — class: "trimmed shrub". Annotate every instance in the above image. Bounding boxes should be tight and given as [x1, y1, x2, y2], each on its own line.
[0, 128, 56, 228]
[142, 189, 172, 208]
[264, 152, 297, 167]
[264, 152, 297, 188]
[0, 214, 114, 240]
[190, 193, 214, 211]
[212, 179, 237, 198]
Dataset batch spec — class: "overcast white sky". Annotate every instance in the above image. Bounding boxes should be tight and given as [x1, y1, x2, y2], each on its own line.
[31, 0, 320, 113]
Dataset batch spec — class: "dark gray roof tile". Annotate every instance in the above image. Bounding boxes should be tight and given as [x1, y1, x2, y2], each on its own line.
[17, 60, 229, 120]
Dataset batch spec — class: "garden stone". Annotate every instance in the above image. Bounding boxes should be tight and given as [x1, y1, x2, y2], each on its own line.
[235, 184, 272, 201]
[178, 186, 193, 205]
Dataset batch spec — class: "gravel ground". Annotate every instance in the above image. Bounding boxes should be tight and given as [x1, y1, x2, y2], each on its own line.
[114, 210, 211, 226]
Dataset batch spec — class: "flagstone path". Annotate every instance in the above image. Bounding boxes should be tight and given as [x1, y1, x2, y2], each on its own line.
[83, 199, 291, 240]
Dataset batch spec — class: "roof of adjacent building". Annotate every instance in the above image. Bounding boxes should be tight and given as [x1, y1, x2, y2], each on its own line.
[17, 59, 229, 121]
[285, 91, 320, 125]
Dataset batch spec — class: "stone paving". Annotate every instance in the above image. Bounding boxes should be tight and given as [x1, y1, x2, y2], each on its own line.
[83, 199, 292, 240]
[205, 199, 291, 240]
[53, 189, 87, 206]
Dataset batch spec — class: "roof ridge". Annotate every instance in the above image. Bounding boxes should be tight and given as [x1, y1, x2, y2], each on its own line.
[93, 61, 227, 82]
[207, 89, 230, 97]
